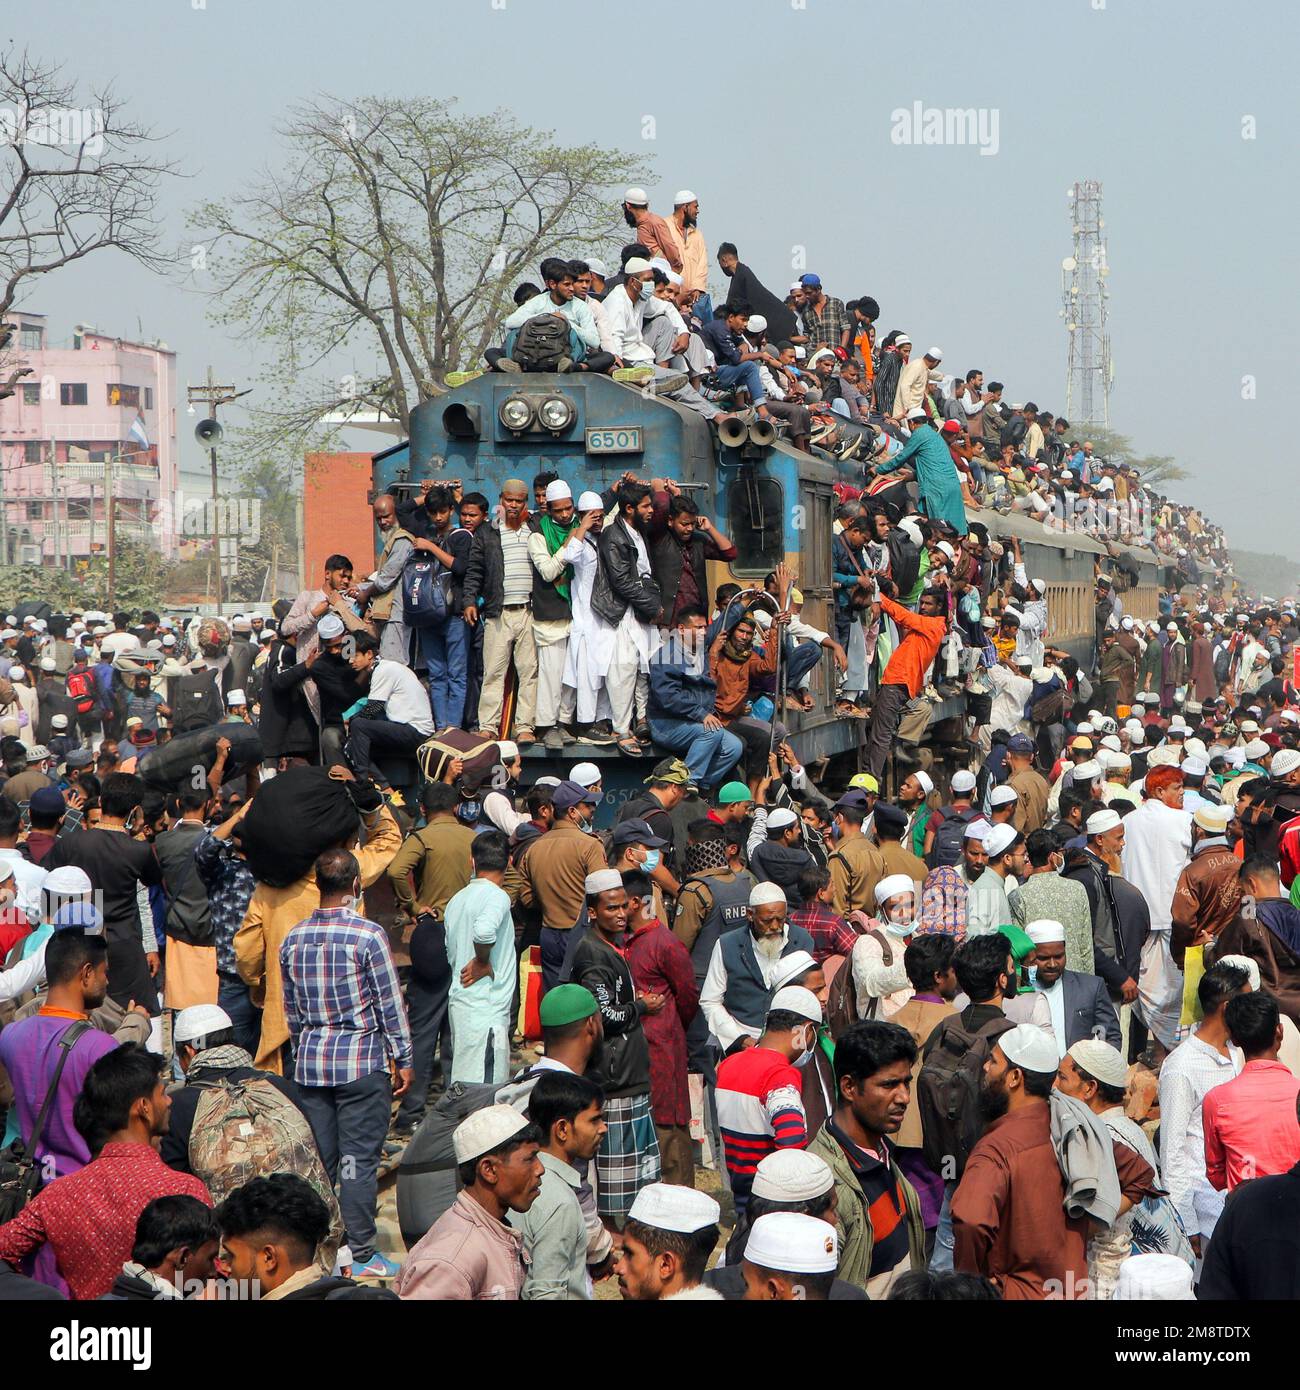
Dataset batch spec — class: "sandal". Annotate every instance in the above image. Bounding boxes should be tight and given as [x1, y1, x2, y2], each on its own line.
[616, 735, 643, 756]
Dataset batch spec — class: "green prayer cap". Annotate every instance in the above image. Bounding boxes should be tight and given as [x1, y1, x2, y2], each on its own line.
[539, 984, 598, 1029]
[998, 922, 1036, 964]
[717, 781, 753, 805]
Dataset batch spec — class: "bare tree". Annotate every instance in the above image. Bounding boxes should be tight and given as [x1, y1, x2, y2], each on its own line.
[0, 47, 175, 397]
[194, 96, 647, 447]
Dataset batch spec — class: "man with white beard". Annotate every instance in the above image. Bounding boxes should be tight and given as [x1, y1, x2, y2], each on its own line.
[699, 882, 815, 1055]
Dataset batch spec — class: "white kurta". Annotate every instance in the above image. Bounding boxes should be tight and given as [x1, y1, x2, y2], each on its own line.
[1121, 798, 1193, 1049]
[560, 533, 614, 725]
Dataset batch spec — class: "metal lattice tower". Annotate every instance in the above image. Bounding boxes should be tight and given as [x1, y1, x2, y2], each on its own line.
[1061, 180, 1112, 432]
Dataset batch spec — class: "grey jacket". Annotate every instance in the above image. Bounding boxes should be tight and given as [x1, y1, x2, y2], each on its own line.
[1048, 1089, 1121, 1228]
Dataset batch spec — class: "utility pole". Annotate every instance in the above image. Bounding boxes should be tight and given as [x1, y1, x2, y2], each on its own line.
[1061, 179, 1112, 433]
[106, 451, 116, 608]
[186, 367, 250, 612]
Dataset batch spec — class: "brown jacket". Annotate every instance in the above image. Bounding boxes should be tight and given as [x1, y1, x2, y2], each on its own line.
[234, 806, 403, 1073]
[1008, 768, 1050, 836]
[1170, 840, 1242, 968]
[519, 822, 607, 933]
[386, 816, 476, 917]
[828, 832, 887, 918]
[876, 839, 928, 888]
[710, 636, 778, 721]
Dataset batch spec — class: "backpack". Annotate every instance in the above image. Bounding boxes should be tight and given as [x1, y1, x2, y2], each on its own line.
[510, 312, 571, 372]
[824, 929, 893, 1038]
[916, 1013, 1015, 1178]
[926, 806, 982, 870]
[189, 1075, 344, 1262]
[65, 668, 96, 715]
[171, 670, 224, 734]
[403, 556, 451, 630]
[1030, 686, 1067, 725]
[999, 414, 1027, 450]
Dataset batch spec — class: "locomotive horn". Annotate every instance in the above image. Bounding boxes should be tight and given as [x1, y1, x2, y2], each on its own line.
[716, 415, 748, 448]
[746, 417, 777, 448]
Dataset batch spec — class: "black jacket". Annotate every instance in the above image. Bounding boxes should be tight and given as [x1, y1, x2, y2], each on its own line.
[591, 519, 662, 628]
[280, 1275, 399, 1301]
[99, 1269, 177, 1301]
[308, 652, 366, 729]
[1062, 850, 1145, 997]
[259, 642, 318, 758]
[1059, 968, 1122, 1049]
[464, 523, 507, 619]
[569, 930, 651, 1099]
[748, 839, 815, 898]
[1198, 1161, 1300, 1300]
[225, 638, 256, 698]
[153, 819, 212, 947]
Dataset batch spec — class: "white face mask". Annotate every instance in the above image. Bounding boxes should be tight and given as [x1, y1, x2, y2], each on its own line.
[794, 1025, 817, 1068]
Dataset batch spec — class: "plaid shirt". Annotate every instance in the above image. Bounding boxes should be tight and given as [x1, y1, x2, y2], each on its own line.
[280, 906, 412, 1088]
[193, 829, 255, 977]
[788, 902, 860, 964]
[800, 294, 848, 351]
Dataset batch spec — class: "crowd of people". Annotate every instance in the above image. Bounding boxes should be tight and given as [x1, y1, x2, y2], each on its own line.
[0, 189, 1296, 1306]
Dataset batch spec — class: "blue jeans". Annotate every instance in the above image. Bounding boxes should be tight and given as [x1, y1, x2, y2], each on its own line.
[217, 974, 262, 1059]
[713, 361, 766, 406]
[930, 1180, 956, 1271]
[786, 638, 824, 687]
[397, 935, 452, 1130]
[422, 616, 469, 729]
[297, 1069, 393, 1264]
[648, 717, 743, 790]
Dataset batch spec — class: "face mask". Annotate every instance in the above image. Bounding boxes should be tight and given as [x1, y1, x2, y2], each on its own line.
[643, 848, 661, 872]
[1027, 965, 1038, 985]
[580, 814, 595, 834]
[638, 280, 654, 301]
[883, 915, 917, 939]
[794, 1027, 816, 1068]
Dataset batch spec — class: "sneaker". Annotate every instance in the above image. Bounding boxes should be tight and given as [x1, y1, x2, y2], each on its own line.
[353, 1252, 400, 1280]
[653, 371, 689, 395]
[543, 727, 565, 751]
[496, 358, 522, 374]
[444, 370, 484, 387]
[581, 721, 617, 745]
[559, 725, 577, 745]
[612, 365, 654, 385]
[556, 356, 574, 373]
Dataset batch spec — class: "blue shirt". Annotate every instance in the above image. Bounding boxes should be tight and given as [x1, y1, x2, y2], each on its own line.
[280, 906, 413, 1088]
[445, 878, 516, 1016]
[696, 318, 742, 368]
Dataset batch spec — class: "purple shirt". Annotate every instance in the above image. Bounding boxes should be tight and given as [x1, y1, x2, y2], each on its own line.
[0, 1013, 119, 1178]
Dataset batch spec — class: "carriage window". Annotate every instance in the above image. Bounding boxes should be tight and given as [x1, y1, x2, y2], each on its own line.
[727, 475, 784, 576]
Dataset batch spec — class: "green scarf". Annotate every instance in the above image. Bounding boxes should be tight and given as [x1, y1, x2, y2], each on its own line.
[537, 514, 577, 601]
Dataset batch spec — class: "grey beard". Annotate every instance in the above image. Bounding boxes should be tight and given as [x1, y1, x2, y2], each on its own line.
[755, 934, 784, 963]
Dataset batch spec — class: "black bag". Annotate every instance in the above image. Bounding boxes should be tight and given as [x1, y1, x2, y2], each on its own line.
[511, 313, 571, 372]
[825, 928, 892, 1037]
[138, 722, 264, 790]
[916, 1013, 1014, 1178]
[402, 557, 452, 630]
[171, 670, 225, 734]
[999, 414, 1027, 450]
[0, 1020, 91, 1223]
[926, 806, 982, 870]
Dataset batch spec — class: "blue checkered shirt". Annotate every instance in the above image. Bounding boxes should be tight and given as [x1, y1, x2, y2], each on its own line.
[280, 906, 413, 1088]
[193, 830, 256, 977]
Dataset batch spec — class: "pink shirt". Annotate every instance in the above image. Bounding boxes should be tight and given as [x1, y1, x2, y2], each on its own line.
[394, 1190, 525, 1300]
[1203, 1058, 1300, 1191]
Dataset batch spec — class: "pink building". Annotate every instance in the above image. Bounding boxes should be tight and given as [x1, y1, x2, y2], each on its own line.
[0, 312, 179, 565]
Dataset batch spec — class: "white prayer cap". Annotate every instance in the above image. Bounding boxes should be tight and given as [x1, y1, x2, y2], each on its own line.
[1114, 1253, 1195, 1301]
[951, 769, 977, 793]
[1147, 746, 1181, 768]
[1099, 734, 1122, 753]
[1181, 756, 1208, 777]
[1014, 655, 1033, 670]
[746, 315, 768, 334]
[1273, 749, 1300, 779]
[1099, 749, 1130, 771]
[497, 740, 519, 761]
[174, 1004, 233, 1045]
[673, 189, 698, 206]
[1224, 748, 1246, 770]
[317, 614, 345, 641]
[1031, 578, 1047, 595]
[1183, 737, 1208, 760]
[1215, 954, 1261, 990]
[1282, 709, 1300, 725]
[766, 808, 799, 833]
[1124, 719, 1145, 738]
[543, 479, 572, 503]
[963, 819, 990, 841]
[914, 770, 934, 795]
[1025, 919, 1065, 946]
[1072, 760, 1101, 781]
[258, 631, 274, 643]
[1193, 803, 1233, 834]
[50, 714, 68, 729]
[629, 1183, 720, 1234]
[577, 491, 604, 512]
[570, 761, 601, 788]
[988, 785, 1018, 807]
[7, 665, 23, 680]
[1068, 1039, 1129, 1090]
[1086, 808, 1121, 835]
[769, 985, 823, 1025]
[998, 1023, 1059, 1075]
[1121, 616, 1134, 630]
[584, 869, 623, 896]
[452, 1104, 530, 1165]
[43, 871, 91, 906]
[623, 186, 650, 206]
[983, 823, 1018, 858]
[751, 1149, 834, 1202]
[925, 346, 943, 362]
[40, 657, 56, 671]
[162, 633, 177, 647]
[623, 257, 652, 275]
[770, 951, 818, 991]
[226, 689, 247, 707]
[1243, 738, 1269, 760]
[1001, 606, 1023, 623]
[905, 406, 927, 422]
[894, 333, 912, 346]
[585, 258, 609, 280]
[1240, 719, 1260, 734]
[1076, 722, 1095, 735]
[750, 881, 787, 908]
[1168, 715, 1188, 732]
[534, 775, 562, 789]
[745, 1212, 839, 1274]
[874, 873, 916, 906]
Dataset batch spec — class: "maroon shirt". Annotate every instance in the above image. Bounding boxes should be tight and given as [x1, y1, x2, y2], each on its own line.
[623, 919, 699, 1126]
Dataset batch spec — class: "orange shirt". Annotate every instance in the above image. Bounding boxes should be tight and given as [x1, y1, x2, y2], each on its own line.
[880, 595, 947, 696]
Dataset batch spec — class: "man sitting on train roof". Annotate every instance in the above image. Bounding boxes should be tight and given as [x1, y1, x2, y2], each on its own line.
[498, 256, 615, 376]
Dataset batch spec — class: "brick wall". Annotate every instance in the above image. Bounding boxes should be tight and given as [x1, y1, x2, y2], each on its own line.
[302, 452, 375, 586]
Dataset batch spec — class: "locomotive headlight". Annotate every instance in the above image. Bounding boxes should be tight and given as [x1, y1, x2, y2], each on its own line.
[499, 396, 534, 432]
[538, 396, 576, 432]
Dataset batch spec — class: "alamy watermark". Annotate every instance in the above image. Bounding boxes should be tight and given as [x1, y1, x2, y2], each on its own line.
[0, 107, 105, 157]
[891, 102, 1000, 157]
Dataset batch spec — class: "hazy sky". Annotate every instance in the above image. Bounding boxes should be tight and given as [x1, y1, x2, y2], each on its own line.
[15, 0, 1300, 550]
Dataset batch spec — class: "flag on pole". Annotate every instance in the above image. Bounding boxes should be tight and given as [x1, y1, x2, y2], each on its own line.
[127, 412, 149, 450]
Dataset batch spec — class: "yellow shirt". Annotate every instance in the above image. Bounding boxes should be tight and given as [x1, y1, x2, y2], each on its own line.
[662, 216, 709, 295]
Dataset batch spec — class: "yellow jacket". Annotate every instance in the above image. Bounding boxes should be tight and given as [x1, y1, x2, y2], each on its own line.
[234, 806, 403, 1073]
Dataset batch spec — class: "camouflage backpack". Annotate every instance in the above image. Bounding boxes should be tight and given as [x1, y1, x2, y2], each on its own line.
[189, 1074, 345, 1263]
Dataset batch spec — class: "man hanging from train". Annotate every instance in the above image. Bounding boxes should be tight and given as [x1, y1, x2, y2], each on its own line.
[527, 480, 581, 751]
